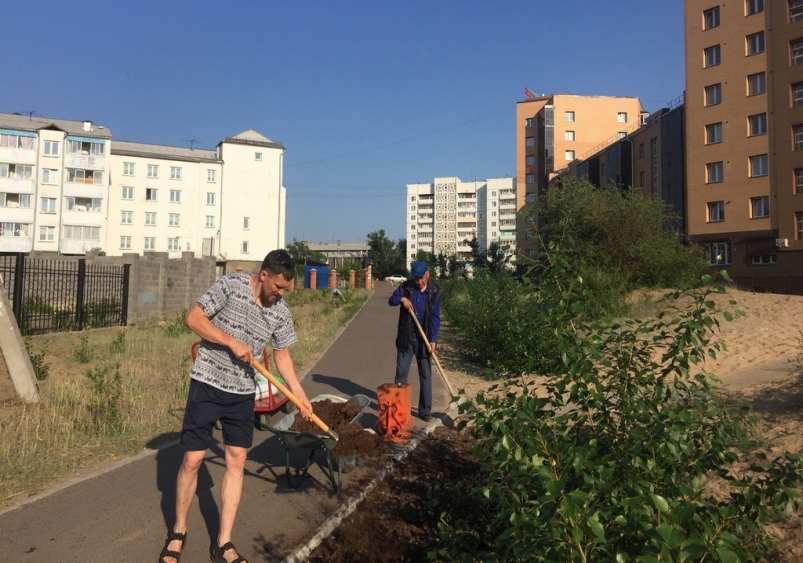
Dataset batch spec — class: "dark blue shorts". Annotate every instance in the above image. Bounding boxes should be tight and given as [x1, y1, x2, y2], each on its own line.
[180, 379, 255, 450]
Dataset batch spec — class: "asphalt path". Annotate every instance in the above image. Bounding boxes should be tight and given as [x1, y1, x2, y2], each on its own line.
[0, 282, 451, 563]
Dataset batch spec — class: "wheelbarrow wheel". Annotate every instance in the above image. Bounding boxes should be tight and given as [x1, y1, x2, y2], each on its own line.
[336, 454, 356, 474]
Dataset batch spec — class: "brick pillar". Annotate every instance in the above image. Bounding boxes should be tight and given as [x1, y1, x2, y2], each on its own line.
[365, 265, 372, 291]
[329, 269, 337, 289]
[309, 268, 317, 290]
[348, 270, 355, 289]
[288, 277, 295, 291]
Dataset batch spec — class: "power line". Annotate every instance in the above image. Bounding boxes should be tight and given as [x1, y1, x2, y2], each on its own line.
[285, 183, 397, 191]
[285, 105, 514, 168]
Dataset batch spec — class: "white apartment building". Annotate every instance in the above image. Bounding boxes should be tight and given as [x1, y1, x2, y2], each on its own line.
[0, 112, 286, 261]
[406, 177, 516, 268]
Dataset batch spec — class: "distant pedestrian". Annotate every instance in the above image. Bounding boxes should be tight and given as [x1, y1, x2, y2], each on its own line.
[388, 261, 443, 422]
[158, 249, 312, 563]
[332, 287, 344, 302]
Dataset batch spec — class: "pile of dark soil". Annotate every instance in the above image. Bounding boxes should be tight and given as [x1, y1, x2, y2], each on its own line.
[288, 399, 385, 457]
[307, 425, 481, 563]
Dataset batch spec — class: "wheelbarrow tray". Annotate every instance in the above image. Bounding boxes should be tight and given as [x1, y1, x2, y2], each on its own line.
[259, 393, 371, 491]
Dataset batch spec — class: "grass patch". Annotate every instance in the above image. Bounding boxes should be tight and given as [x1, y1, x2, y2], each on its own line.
[0, 287, 371, 505]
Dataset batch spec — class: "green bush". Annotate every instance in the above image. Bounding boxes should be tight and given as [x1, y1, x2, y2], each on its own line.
[84, 363, 123, 434]
[431, 238, 803, 563]
[162, 310, 190, 338]
[72, 332, 94, 364]
[24, 337, 50, 381]
[109, 330, 127, 354]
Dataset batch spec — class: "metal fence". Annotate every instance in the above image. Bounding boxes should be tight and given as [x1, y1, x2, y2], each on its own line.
[732, 276, 803, 296]
[0, 254, 130, 335]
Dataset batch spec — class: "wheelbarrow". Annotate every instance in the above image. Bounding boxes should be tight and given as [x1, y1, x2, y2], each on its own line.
[258, 393, 371, 492]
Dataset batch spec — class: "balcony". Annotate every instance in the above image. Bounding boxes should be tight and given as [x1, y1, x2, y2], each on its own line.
[65, 153, 105, 170]
[0, 177, 34, 193]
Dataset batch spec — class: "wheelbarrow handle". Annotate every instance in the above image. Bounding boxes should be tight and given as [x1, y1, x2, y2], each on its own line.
[251, 359, 339, 441]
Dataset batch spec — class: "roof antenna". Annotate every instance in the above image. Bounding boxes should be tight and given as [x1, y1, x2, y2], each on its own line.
[183, 139, 199, 150]
[28, 111, 35, 121]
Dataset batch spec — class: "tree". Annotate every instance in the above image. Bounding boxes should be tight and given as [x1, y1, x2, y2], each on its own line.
[286, 239, 327, 264]
[367, 230, 407, 279]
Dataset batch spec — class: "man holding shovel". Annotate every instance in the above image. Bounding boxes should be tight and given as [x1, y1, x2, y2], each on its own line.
[388, 261, 443, 422]
[158, 249, 313, 563]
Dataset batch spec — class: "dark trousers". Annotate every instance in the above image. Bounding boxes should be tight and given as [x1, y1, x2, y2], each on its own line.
[394, 332, 432, 417]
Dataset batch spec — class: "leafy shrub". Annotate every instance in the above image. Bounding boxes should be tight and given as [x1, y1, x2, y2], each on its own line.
[162, 310, 190, 338]
[109, 330, 126, 354]
[72, 332, 94, 364]
[24, 336, 50, 381]
[84, 363, 123, 434]
[431, 238, 803, 562]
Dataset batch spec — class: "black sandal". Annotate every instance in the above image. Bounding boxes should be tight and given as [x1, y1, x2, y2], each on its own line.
[210, 541, 248, 563]
[158, 531, 186, 563]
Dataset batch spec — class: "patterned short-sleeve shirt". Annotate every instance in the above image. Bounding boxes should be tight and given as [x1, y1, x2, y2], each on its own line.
[190, 273, 297, 394]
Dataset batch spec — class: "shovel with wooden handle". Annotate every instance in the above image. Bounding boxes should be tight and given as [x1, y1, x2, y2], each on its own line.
[408, 308, 457, 397]
[251, 359, 339, 441]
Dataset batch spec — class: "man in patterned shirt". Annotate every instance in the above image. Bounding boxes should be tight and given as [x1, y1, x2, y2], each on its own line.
[158, 249, 312, 563]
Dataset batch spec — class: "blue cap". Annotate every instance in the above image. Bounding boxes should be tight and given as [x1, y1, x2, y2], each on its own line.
[411, 261, 428, 278]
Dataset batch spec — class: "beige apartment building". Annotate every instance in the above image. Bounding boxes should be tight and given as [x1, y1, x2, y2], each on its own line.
[516, 94, 646, 257]
[686, 0, 803, 289]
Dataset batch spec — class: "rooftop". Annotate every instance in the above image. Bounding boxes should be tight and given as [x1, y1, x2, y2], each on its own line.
[0, 112, 111, 138]
[111, 140, 220, 163]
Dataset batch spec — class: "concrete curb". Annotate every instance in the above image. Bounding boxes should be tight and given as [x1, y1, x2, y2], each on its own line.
[281, 400, 461, 563]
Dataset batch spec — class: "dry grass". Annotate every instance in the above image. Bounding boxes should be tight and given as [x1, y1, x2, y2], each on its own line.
[0, 288, 370, 505]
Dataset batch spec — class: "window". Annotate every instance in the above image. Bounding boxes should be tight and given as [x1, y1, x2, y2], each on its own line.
[241, 241, 249, 253]
[147, 165, 158, 178]
[639, 143, 645, 159]
[796, 168, 803, 193]
[640, 171, 645, 187]
[207, 169, 216, 182]
[144, 237, 155, 251]
[205, 215, 215, 228]
[798, 212, 803, 239]
[707, 242, 730, 265]
[751, 196, 770, 217]
[617, 112, 627, 123]
[410, 215, 415, 220]
[64, 197, 101, 212]
[525, 155, 535, 165]
[66, 169, 102, 184]
[525, 137, 535, 147]
[123, 162, 135, 176]
[255, 152, 262, 161]
[169, 189, 181, 203]
[792, 39, 803, 66]
[565, 111, 575, 122]
[0, 222, 31, 237]
[704, 6, 720, 29]
[617, 132, 627, 139]
[746, 0, 763, 15]
[792, 0, 803, 21]
[706, 123, 723, 144]
[0, 194, 30, 208]
[525, 193, 536, 203]
[748, 72, 766, 96]
[66, 140, 103, 155]
[747, 32, 765, 55]
[565, 131, 575, 141]
[169, 213, 180, 226]
[748, 114, 767, 136]
[62, 225, 99, 240]
[43, 141, 59, 156]
[168, 238, 180, 251]
[206, 192, 215, 205]
[243, 217, 250, 229]
[122, 186, 134, 200]
[526, 174, 535, 184]
[170, 167, 182, 180]
[525, 118, 534, 128]
[750, 154, 769, 177]
[121, 211, 132, 224]
[146, 188, 158, 201]
[39, 226, 54, 242]
[704, 45, 721, 67]
[707, 162, 724, 183]
[0, 135, 35, 150]
[705, 83, 722, 106]
[120, 236, 131, 249]
[751, 254, 777, 265]
[42, 169, 58, 184]
[565, 150, 575, 161]
[410, 205, 416, 211]
[0, 164, 33, 179]
[794, 124, 803, 150]
[708, 201, 725, 222]
[40, 198, 56, 213]
[145, 212, 157, 226]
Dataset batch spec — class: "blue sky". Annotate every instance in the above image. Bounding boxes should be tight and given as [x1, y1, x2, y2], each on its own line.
[1, 0, 685, 244]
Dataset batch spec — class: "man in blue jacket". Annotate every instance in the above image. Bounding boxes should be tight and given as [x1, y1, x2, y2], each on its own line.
[388, 261, 443, 422]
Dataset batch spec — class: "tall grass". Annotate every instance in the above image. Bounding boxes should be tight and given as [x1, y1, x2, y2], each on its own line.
[0, 288, 370, 505]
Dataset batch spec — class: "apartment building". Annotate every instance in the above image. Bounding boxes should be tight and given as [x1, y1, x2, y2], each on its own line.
[0, 112, 286, 262]
[516, 94, 646, 257]
[406, 177, 516, 268]
[685, 0, 803, 288]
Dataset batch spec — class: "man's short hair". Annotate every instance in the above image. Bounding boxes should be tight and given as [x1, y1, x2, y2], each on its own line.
[261, 249, 295, 280]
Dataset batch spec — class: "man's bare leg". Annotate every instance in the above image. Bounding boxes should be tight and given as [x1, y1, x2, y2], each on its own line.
[216, 445, 248, 562]
[160, 449, 206, 563]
